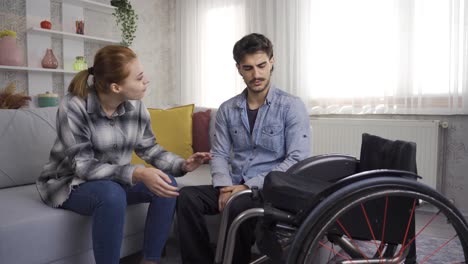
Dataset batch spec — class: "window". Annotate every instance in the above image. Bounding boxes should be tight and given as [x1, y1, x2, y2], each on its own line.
[177, 0, 468, 114]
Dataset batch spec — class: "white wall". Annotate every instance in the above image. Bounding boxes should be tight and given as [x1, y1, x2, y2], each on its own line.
[130, 0, 177, 108]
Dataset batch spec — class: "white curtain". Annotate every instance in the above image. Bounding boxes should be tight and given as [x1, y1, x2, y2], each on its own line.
[176, 0, 468, 114]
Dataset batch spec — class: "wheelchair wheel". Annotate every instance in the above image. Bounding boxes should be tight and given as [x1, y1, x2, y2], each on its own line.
[287, 177, 468, 264]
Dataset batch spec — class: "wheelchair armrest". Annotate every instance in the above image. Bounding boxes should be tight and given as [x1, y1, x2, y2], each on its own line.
[286, 154, 359, 182]
[336, 169, 421, 186]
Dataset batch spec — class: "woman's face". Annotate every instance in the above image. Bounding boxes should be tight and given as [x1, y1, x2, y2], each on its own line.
[116, 59, 149, 100]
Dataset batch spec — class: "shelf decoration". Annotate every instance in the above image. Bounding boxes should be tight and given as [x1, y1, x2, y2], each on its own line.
[73, 56, 88, 71]
[38, 91, 59, 107]
[0, 30, 24, 66]
[0, 82, 31, 109]
[75, 20, 85, 35]
[111, 0, 138, 47]
[41, 48, 59, 69]
[40, 20, 52, 30]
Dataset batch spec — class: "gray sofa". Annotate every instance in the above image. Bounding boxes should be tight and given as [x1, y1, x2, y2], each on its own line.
[0, 106, 216, 264]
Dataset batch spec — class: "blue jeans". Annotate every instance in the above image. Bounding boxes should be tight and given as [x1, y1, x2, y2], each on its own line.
[61, 177, 177, 264]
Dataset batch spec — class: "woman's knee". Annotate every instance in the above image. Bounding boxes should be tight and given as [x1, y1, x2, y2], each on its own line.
[167, 174, 178, 188]
[95, 181, 127, 209]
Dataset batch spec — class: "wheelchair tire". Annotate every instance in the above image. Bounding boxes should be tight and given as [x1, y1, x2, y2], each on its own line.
[286, 176, 468, 264]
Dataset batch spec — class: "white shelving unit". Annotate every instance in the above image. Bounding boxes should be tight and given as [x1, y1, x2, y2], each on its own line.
[54, 0, 115, 14]
[29, 27, 120, 44]
[16, 0, 120, 107]
[0, 65, 77, 74]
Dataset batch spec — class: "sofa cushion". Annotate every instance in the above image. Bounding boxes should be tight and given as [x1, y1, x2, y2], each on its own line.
[194, 107, 217, 151]
[0, 107, 57, 188]
[176, 164, 212, 188]
[192, 109, 211, 153]
[0, 184, 148, 264]
[132, 104, 194, 166]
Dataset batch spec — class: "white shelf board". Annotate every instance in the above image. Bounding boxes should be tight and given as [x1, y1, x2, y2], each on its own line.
[0, 65, 78, 74]
[54, 0, 116, 14]
[29, 27, 120, 44]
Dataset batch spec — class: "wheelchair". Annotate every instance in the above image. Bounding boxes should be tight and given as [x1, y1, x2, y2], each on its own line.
[215, 133, 468, 264]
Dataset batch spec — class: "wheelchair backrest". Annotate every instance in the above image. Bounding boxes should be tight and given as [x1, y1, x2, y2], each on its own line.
[359, 133, 417, 174]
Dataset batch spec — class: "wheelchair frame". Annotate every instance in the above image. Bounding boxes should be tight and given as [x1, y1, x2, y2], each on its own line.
[215, 166, 468, 264]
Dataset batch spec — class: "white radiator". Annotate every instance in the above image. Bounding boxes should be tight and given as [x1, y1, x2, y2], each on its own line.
[310, 118, 441, 189]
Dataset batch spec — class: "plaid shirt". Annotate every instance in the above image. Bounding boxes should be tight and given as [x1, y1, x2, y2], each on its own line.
[36, 89, 185, 207]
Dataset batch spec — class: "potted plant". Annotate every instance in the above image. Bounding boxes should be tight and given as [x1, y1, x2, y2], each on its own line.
[110, 0, 138, 47]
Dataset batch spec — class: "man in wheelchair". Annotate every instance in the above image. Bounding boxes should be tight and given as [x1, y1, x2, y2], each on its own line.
[176, 33, 312, 264]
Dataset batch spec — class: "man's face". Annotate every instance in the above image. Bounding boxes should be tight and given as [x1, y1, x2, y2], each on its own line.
[237, 51, 274, 94]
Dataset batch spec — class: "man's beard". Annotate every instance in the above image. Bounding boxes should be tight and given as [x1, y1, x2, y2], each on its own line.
[247, 78, 270, 94]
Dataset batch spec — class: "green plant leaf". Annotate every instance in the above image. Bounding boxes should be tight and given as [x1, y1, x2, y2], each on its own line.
[111, 0, 138, 46]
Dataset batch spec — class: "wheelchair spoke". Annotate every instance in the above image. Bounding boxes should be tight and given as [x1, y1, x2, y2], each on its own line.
[418, 234, 458, 264]
[337, 219, 370, 261]
[287, 178, 468, 264]
[318, 240, 352, 261]
[397, 199, 418, 259]
[378, 196, 389, 260]
[398, 210, 442, 255]
[360, 203, 382, 258]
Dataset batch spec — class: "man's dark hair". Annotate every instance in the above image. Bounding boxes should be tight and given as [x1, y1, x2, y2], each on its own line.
[233, 33, 274, 64]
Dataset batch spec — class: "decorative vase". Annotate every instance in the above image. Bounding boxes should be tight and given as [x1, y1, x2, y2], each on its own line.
[41, 48, 58, 69]
[0, 36, 24, 66]
[73, 56, 88, 71]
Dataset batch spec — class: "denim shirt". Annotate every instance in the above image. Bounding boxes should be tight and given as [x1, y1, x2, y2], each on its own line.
[211, 85, 311, 189]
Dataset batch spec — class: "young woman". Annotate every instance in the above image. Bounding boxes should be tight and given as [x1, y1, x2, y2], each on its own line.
[36, 45, 211, 264]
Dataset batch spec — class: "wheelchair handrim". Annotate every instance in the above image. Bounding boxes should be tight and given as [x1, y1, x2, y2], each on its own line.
[287, 177, 468, 264]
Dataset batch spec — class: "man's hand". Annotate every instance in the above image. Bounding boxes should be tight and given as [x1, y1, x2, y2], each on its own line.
[133, 167, 179, 198]
[217, 185, 249, 212]
[182, 152, 212, 172]
[218, 190, 231, 212]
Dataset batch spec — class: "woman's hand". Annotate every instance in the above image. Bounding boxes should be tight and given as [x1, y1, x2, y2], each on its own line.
[133, 167, 178, 197]
[181, 152, 212, 172]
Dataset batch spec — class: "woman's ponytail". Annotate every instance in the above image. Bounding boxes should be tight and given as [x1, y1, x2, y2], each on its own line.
[67, 70, 90, 98]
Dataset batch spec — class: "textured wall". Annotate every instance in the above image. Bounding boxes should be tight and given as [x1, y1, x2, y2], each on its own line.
[0, 0, 27, 93]
[131, 0, 177, 107]
[444, 116, 468, 214]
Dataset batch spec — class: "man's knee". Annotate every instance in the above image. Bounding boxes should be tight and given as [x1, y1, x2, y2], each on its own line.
[177, 186, 201, 210]
[228, 194, 260, 217]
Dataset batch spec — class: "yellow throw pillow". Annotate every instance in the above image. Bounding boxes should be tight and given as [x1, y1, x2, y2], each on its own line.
[132, 104, 194, 167]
